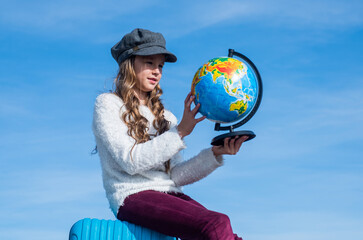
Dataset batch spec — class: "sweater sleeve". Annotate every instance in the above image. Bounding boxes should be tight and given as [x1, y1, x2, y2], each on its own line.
[92, 93, 186, 175]
[170, 148, 224, 187]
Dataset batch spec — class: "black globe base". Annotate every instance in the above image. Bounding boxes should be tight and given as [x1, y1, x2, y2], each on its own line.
[211, 130, 256, 146]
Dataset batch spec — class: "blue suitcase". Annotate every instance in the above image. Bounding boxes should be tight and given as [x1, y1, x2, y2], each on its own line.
[69, 218, 177, 240]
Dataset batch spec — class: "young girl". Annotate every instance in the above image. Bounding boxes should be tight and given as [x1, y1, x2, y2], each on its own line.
[92, 28, 247, 240]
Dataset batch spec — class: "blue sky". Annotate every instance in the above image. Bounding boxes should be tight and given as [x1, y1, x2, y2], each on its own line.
[1, 0, 362, 239]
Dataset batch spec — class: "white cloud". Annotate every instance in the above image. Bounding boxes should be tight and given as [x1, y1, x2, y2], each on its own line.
[291, 88, 363, 130]
[1, 0, 361, 40]
[0, 167, 114, 239]
[161, 0, 363, 38]
[241, 211, 363, 240]
[0, 0, 158, 33]
[0, 169, 102, 206]
[0, 229, 65, 240]
[0, 100, 41, 119]
[243, 0, 363, 28]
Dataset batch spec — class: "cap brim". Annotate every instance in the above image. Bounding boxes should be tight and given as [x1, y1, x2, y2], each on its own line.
[133, 46, 177, 63]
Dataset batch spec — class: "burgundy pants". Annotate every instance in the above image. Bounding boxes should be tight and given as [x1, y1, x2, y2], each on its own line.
[117, 190, 242, 240]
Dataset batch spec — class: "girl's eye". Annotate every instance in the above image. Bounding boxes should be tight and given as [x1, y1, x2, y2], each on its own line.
[146, 61, 153, 65]
[159, 64, 164, 69]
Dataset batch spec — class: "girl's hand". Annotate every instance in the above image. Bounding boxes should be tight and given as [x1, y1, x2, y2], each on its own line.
[212, 135, 249, 157]
[177, 92, 207, 138]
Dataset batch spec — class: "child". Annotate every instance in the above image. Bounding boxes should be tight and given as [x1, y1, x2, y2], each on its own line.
[92, 28, 247, 240]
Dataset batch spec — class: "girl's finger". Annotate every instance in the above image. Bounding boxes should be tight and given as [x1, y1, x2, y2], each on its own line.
[236, 142, 243, 153]
[229, 137, 237, 153]
[224, 137, 231, 153]
[235, 136, 248, 153]
[186, 95, 194, 108]
[237, 136, 245, 145]
[235, 138, 244, 152]
[191, 103, 201, 115]
[196, 115, 207, 123]
[237, 136, 247, 144]
[184, 92, 192, 104]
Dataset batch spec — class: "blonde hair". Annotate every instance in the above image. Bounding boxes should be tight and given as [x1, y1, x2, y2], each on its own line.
[113, 56, 171, 172]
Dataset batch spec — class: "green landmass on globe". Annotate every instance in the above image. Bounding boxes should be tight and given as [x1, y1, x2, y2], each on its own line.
[191, 57, 258, 123]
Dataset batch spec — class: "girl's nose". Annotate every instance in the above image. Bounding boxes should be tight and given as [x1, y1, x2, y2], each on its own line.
[153, 66, 161, 75]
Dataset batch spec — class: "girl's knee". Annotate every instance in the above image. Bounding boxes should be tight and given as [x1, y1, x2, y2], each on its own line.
[202, 212, 233, 239]
[212, 212, 231, 227]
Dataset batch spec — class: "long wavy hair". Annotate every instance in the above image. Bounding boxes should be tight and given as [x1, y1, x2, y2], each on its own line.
[113, 56, 171, 173]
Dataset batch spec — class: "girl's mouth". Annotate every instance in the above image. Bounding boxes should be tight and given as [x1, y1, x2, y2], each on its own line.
[148, 78, 157, 84]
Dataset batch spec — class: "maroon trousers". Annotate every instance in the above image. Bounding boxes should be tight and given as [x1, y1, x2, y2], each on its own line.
[117, 190, 242, 240]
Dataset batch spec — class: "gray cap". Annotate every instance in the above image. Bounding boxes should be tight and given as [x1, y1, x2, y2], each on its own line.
[111, 28, 177, 65]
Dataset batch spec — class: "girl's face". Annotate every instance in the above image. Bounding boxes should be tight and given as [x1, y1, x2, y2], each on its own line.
[133, 54, 165, 95]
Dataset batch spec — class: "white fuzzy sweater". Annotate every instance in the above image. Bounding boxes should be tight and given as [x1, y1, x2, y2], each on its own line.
[92, 93, 223, 216]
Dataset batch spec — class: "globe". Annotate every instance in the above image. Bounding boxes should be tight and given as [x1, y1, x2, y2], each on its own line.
[191, 56, 260, 124]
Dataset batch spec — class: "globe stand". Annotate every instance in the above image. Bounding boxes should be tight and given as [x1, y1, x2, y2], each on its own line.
[211, 49, 262, 146]
[211, 128, 256, 146]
